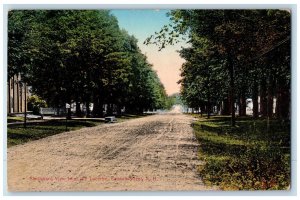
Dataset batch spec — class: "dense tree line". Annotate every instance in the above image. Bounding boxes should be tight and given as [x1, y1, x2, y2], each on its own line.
[8, 10, 170, 117]
[146, 10, 291, 125]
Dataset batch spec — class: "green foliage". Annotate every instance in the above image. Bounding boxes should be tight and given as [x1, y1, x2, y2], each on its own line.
[193, 116, 290, 190]
[169, 93, 183, 105]
[8, 10, 170, 115]
[27, 95, 47, 115]
[146, 10, 291, 121]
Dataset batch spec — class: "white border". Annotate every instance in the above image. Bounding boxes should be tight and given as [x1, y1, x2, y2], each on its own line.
[1, 1, 299, 200]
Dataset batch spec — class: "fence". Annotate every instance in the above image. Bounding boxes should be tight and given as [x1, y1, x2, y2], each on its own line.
[40, 108, 66, 115]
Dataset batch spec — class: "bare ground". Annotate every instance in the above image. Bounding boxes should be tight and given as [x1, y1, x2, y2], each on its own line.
[7, 107, 217, 191]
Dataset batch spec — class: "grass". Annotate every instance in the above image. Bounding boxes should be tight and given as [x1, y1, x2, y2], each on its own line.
[192, 115, 290, 190]
[7, 119, 104, 147]
[116, 113, 153, 122]
[7, 113, 151, 147]
[7, 116, 26, 123]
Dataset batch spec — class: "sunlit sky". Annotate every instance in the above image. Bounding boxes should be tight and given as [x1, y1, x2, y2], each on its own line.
[111, 10, 186, 95]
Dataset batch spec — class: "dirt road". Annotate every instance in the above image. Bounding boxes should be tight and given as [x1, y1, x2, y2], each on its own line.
[7, 106, 216, 191]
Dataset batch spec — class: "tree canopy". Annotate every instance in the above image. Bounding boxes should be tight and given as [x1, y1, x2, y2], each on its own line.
[145, 9, 291, 124]
[8, 10, 170, 116]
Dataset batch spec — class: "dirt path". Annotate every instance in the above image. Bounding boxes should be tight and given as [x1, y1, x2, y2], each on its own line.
[7, 106, 216, 191]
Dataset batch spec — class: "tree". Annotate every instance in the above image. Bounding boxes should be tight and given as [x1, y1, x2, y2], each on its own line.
[8, 10, 171, 117]
[145, 9, 291, 124]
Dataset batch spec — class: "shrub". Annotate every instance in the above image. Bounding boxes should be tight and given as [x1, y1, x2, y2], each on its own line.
[27, 95, 47, 115]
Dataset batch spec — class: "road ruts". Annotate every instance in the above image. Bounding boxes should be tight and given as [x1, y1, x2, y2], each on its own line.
[7, 106, 218, 191]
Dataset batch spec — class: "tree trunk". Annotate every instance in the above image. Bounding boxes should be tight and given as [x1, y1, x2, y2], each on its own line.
[239, 93, 246, 116]
[99, 103, 104, 117]
[200, 104, 204, 117]
[24, 85, 27, 128]
[116, 105, 122, 117]
[228, 56, 235, 126]
[207, 87, 211, 119]
[8, 81, 11, 114]
[238, 93, 242, 116]
[67, 101, 72, 120]
[207, 103, 210, 119]
[56, 107, 60, 116]
[221, 98, 230, 115]
[260, 80, 267, 117]
[107, 103, 113, 116]
[252, 81, 259, 119]
[267, 75, 275, 118]
[86, 101, 90, 117]
[92, 96, 103, 117]
[75, 101, 81, 117]
[276, 86, 290, 119]
[267, 93, 273, 118]
[217, 102, 221, 115]
[92, 96, 99, 117]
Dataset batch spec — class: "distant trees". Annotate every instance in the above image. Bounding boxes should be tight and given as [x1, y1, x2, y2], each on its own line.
[146, 10, 291, 124]
[8, 10, 170, 116]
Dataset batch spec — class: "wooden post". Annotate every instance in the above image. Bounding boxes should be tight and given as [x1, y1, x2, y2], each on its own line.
[24, 85, 27, 128]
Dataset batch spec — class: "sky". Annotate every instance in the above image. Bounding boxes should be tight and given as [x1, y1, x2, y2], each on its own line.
[110, 10, 186, 95]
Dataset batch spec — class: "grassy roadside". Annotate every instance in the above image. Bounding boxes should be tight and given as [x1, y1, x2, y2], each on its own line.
[7, 120, 104, 147]
[8, 116, 28, 123]
[191, 115, 290, 190]
[7, 113, 152, 147]
[117, 113, 153, 122]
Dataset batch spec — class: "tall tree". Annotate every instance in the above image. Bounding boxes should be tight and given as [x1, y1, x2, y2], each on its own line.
[145, 9, 291, 124]
[8, 10, 171, 117]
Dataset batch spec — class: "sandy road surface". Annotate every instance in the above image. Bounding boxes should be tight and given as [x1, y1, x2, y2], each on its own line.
[7, 107, 216, 191]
